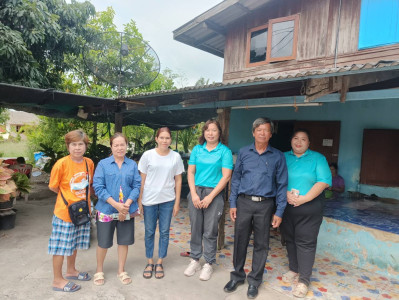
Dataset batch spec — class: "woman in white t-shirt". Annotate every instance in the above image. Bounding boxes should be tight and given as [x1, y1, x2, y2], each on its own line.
[138, 127, 184, 279]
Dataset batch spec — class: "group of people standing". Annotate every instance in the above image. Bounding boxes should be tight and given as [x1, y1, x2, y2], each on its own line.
[47, 117, 332, 299]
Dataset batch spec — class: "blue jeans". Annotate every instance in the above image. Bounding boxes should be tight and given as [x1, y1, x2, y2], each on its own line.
[143, 200, 175, 259]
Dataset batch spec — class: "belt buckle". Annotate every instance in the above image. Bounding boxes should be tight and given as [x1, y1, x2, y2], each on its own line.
[251, 196, 261, 201]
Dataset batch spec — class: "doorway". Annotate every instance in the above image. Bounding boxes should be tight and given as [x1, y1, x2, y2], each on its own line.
[271, 120, 341, 163]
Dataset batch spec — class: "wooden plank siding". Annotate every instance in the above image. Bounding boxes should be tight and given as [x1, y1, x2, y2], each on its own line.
[222, 0, 399, 83]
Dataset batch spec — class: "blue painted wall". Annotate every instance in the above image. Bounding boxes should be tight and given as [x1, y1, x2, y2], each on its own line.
[228, 99, 399, 199]
[359, 0, 399, 49]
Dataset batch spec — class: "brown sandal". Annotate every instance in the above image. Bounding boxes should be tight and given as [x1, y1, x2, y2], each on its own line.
[143, 264, 154, 279]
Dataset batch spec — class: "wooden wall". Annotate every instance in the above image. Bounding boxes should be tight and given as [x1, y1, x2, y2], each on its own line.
[223, 0, 399, 82]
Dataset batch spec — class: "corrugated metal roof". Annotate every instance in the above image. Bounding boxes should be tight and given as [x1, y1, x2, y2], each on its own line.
[124, 60, 399, 100]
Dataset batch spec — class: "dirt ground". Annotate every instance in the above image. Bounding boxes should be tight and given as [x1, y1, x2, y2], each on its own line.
[0, 180, 290, 300]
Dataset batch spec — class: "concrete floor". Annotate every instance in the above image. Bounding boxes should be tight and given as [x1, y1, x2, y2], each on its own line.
[0, 183, 290, 300]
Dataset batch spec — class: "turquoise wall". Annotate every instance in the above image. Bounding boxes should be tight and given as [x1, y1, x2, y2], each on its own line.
[228, 99, 399, 199]
[317, 217, 399, 279]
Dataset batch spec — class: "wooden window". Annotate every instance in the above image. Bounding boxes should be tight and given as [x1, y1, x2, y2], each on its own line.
[360, 129, 399, 187]
[246, 14, 299, 67]
[246, 24, 268, 66]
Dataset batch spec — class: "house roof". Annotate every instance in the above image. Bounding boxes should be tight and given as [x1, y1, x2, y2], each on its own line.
[1, 61, 398, 130]
[123, 60, 399, 101]
[7, 110, 40, 126]
[173, 0, 276, 57]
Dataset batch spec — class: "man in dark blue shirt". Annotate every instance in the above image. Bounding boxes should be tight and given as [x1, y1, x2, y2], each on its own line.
[223, 117, 288, 299]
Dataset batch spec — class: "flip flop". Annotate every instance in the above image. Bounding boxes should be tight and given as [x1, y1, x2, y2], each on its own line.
[66, 272, 91, 281]
[52, 281, 81, 292]
[155, 264, 164, 279]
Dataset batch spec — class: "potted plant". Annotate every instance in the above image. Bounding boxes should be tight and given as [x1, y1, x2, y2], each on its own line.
[0, 166, 18, 230]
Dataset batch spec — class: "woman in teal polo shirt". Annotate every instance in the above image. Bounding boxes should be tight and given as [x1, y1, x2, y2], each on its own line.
[183, 119, 233, 281]
[281, 129, 331, 298]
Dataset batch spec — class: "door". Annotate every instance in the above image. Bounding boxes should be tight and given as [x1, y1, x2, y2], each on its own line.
[294, 121, 341, 164]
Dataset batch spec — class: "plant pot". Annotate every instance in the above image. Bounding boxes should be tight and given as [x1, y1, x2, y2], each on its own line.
[0, 199, 13, 210]
[0, 209, 17, 230]
[0, 193, 11, 201]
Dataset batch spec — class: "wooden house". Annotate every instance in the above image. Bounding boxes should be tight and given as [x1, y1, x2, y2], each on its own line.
[123, 0, 399, 279]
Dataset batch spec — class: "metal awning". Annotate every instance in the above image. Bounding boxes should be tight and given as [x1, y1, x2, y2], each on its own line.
[0, 83, 117, 122]
[1, 61, 399, 130]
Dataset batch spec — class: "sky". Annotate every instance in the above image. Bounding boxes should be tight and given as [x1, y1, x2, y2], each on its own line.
[87, 0, 224, 87]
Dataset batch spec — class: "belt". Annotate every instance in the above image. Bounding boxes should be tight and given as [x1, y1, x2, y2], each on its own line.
[240, 194, 274, 202]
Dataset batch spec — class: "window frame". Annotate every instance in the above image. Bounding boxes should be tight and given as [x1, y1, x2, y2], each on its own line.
[245, 23, 269, 68]
[246, 14, 300, 67]
[267, 14, 299, 63]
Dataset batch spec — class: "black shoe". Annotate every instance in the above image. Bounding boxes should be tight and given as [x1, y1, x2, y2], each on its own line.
[247, 285, 258, 299]
[223, 280, 244, 293]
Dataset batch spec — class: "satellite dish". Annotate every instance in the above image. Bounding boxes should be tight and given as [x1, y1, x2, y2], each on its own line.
[83, 31, 160, 92]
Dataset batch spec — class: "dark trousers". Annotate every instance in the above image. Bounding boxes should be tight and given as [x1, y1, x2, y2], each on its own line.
[280, 197, 323, 286]
[230, 195, 274, 287]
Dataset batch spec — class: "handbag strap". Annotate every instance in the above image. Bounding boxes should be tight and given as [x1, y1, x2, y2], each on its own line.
[61, 159, 89, 207]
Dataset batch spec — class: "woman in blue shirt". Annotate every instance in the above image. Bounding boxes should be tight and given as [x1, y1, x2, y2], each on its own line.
[183, 119, 233, 281]
[281, 129, 331, 298]
[93, 132, 141, 286]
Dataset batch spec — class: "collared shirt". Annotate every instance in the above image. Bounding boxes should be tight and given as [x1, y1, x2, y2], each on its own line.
[229, 143, 288, 217]
[188, 142, 233, 188]
[93, 155, 141, 215]
[284, 149, 332, 195]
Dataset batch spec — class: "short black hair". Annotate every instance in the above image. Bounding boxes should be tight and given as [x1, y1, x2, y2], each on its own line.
[16, 157, 26, 164]
[291, 128, 310, 141]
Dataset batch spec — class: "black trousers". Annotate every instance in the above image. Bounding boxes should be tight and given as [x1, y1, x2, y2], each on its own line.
[230, 195, 274, 287]
[280, 196, 323, 286]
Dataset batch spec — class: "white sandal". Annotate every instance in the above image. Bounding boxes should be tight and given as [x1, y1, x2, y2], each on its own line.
[293, 282, 308, 298]
[282, 270, 299, 284]
[93, 272, 105, 286]
[117, 271, 132, 285]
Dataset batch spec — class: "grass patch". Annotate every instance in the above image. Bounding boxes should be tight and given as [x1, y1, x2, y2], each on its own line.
[0, 140, 30, 160]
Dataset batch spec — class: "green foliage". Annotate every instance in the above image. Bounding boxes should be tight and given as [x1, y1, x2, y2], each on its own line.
[194, 77, 210, 86]
[0, 109, 9, 125]
[21, 5, 181, 167]
[38, 142, 66, 173]
[25, 117, 95, 154]
[178, 124, 203, 153]
[122, 125, 155, 159]
[0, 140, 29, 159]
[0, 0, 95, 87]
[86, 144, 110, 166]
[11, 172, 31, 194]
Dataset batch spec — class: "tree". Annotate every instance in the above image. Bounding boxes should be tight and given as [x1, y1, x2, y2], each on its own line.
[25, 6, 180, 165]
[178, 124, 203, 153]
[0, 0, 95, 88]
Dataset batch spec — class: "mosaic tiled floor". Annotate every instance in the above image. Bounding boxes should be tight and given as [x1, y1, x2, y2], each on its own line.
[164, 200, 399, 300]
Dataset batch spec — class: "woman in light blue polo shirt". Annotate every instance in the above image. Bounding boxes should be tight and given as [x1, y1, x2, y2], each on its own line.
[281, 129, 331, 298]
[183, 119, 233, 281]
